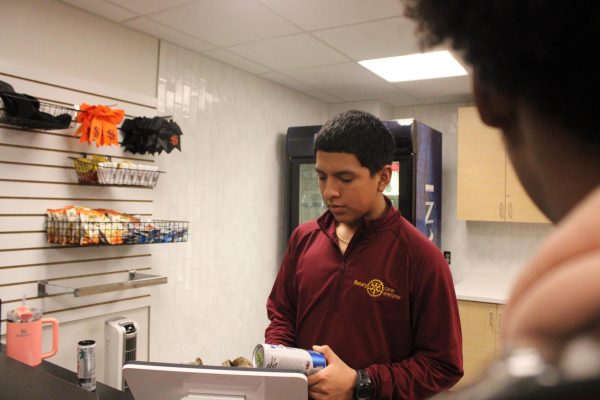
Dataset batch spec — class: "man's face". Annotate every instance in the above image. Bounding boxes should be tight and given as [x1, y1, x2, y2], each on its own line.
[315, 151, 385, 225]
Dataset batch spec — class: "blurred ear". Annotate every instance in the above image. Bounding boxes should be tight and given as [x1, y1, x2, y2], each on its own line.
[472, 75, 515, 129]
[376, 165, 392, 192]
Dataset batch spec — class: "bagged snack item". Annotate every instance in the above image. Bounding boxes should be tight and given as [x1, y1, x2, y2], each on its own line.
[46, 208, 59, 243]
[117, 162, 133, 185]
[73, 155, 109, 184]
[64, 205, 80, 244]
[97, 161, 112, 184]
[75, 157, 98, 184]
[80, 209, 109, 245]
[52, 207, 68, 244]
[102, 209, 129, 245]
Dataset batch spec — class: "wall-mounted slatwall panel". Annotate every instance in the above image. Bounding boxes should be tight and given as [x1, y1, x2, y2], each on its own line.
[0, 69, 160, 336]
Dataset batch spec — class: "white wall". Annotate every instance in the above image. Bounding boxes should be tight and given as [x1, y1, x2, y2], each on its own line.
[393, 103, 553, 284]
[328, 100, 393, 120]
[0, 0, 158, 98]
[148, 41, 328, 365]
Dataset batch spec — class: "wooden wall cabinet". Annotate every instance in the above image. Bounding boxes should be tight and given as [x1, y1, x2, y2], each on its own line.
[457, 107, 549, 223]
[455, 300, 505, 389]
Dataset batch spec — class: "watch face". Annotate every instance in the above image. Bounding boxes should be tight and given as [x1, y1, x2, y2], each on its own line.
[357, 384, 370, 399]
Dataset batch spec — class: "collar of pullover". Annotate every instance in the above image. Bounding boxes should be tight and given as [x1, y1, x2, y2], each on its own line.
[317, 196, 396, 242]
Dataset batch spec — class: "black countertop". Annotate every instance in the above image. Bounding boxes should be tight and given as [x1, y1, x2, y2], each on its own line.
[0, 345, 133, 400]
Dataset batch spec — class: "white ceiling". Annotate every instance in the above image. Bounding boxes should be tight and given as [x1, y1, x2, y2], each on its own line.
[59, 0, 473, 107]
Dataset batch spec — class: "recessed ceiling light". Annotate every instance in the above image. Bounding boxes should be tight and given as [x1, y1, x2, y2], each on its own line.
[358, 50, 468, 82]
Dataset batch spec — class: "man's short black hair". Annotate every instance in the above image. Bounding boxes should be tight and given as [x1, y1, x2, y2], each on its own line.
[405, 0, 599, 135]
[314, 110, 395, 175]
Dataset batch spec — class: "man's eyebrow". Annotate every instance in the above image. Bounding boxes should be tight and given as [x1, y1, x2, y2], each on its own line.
[314, 168, 356, 176]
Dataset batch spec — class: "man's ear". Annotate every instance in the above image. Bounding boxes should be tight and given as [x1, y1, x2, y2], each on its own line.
[376, 165, 392, 192]
[472, 75, 515, 128]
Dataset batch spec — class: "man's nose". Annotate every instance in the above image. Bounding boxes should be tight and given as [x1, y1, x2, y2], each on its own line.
[322, 179, 340, 200]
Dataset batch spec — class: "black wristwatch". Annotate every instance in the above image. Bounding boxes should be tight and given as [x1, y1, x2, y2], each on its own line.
[354, 369, 373, 400]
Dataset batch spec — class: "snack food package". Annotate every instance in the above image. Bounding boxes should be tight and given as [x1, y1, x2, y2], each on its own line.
[80, 208, 109, 245]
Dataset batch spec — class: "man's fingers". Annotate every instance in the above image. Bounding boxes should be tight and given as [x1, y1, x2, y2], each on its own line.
[307, 370, 323, 386]
[313, 344, 336, 363]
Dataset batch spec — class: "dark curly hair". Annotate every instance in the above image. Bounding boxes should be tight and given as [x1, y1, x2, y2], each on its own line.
[314, 110, 395, 175]
[405, 0, 599, 134]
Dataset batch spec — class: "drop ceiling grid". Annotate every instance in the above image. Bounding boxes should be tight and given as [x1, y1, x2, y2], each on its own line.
[58, 0, 472, 106]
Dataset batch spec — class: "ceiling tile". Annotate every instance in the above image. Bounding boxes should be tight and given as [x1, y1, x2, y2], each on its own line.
[106, 0, 192, 15]
[394, 75, 472, 99]
[314, 17, 420, 61]
[203, 49, 272, 74]
[227, 34, 349, 71]
[324, 83, 417, 104]
[259, 71, 319, 93]
[148, 0, 301, 47]
[283, 63, 386, 89]
[256, 0, 403, 30]
[59, 0, 138, 22]
[125, 17, 215, 52]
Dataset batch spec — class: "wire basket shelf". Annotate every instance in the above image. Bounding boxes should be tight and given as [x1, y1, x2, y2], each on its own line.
[0, 93, 77, 130]
[72, 157, 163, 188]
[47, 219, 189, 246]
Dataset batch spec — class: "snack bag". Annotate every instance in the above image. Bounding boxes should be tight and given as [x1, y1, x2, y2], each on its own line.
[103, 209, 127, 245]
[80, 208, 108, 245]
[64, 205, 80, 244]
[52, 207, 68, 244]
[46, 208, 58, 243]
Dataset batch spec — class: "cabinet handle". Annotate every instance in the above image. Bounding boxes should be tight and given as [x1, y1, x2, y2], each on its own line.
[489, 310, 494, 328]
[497, 311, 503, 335]
[499, 202, 505, 219]
[508, 202, 513, 220]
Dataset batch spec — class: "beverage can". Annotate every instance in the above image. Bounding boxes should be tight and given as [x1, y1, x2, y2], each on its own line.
[77, 340, 96, 391]
[252, 343, 326, 375]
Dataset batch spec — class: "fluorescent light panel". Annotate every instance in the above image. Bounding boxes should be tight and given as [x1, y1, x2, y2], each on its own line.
[359, 50, 467, 82]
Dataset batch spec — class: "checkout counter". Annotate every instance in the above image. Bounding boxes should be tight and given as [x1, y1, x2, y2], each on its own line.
[0, 345, 132, 400]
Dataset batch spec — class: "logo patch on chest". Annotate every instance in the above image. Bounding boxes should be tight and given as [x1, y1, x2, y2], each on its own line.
[354, 279, 401, 300]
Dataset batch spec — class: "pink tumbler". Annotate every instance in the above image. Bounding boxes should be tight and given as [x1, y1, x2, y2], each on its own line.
[6, 298, 59, 367]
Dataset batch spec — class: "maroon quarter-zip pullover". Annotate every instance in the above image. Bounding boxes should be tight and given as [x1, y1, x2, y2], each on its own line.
[266, 201, 463, 399]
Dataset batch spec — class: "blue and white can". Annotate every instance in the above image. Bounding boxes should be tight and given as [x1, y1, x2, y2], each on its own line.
[252, 343, 326, 375]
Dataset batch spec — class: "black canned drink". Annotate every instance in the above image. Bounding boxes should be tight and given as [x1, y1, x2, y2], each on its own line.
[252, 343, 326, 375]
[77, 340, 96, 391]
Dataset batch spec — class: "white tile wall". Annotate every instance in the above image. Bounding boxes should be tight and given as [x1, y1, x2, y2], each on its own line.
[150, 41, 328, 365]
[0, 0, 158, 98]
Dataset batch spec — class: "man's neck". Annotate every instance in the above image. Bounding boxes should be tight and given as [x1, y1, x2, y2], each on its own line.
[365, 194, 388, 221]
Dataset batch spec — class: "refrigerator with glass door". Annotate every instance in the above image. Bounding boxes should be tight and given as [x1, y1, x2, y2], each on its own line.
[285, 118, 442, 248]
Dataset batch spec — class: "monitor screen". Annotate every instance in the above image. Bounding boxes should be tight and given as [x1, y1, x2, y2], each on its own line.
[122, 361, 308, 400]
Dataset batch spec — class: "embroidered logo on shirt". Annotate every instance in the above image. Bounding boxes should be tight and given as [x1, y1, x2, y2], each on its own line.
[354, 279, 401, 300]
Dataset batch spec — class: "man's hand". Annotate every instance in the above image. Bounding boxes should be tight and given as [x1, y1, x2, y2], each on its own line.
[307, 345, 356, 400]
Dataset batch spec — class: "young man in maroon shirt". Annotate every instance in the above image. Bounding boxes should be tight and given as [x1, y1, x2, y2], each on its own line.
[265, 110, 463, 400]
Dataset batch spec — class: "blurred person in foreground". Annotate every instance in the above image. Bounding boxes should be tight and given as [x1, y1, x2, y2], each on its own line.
[405, 1, 600, 398]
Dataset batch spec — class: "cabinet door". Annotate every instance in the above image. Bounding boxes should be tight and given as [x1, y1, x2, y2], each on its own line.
[494, 304, 506, 358]
[456, 300, 497, 389]
[506, 162, 549, 223]
[457, 107, 506, 221]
